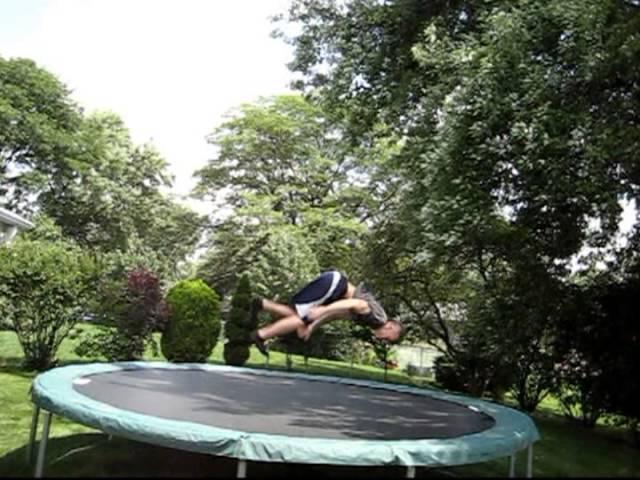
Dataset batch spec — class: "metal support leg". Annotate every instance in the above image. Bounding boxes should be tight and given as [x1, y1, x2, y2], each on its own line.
[526, 444, 533, 478]
[34, 411, 52, 478]
[237, 459, 247, 478]
[406, 465, 416, 478]
[509, 454, 516, 478]
[27, 406, 40, 464]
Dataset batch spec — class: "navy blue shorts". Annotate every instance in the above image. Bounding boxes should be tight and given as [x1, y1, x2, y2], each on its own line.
[290, 271, 348, 323]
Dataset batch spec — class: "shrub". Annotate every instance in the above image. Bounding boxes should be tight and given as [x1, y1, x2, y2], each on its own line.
[552, 348, 607, 427]
[223, 341, 251, 366]
[0, 317, 14, 331]
[88, 247, 170, 327]
[433, 355, 467, 392]
[118, 268, 169, 356]
[0, 238, 93, 370]
[223, 274, 255, 366]
[551, 284, 613, 427]
[75, 267, 168, 361]
[161, 279, 221, 362]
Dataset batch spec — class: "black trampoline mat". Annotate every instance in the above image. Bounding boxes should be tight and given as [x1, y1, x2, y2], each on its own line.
[73, 368, 495, 440]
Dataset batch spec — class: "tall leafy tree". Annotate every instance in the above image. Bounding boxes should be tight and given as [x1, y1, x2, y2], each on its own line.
[275, 0, 640, 401]
[0, 56, 83, 212]
[193, 94, 371, 290]
[1, 57, 205, 276]
[37, 111, 204, 277]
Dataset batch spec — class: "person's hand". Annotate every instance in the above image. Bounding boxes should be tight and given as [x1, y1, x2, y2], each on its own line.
[306, 306, 321, 322]
[300, 323, 315, 341]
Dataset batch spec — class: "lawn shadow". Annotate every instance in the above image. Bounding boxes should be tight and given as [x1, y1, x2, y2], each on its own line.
[0, 358, 109, 379]
[0, 361, 37, 379]
[0, 432, 458, 478]
[0, 433, 237, 478]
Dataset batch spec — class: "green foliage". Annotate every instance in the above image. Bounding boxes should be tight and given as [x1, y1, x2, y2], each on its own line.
[223, 341, 251, 367]
[276, 0, 640, 413]
[305, 322, 354, 361]
[227, 274, 253, 338]
[193, 94, 371, 299]
[1, 58, 203, 276]
[551, 276, 640, 431]
[40, 111, 205, 271]
[247, 228, 321, 300]
[74, 326, 138, 362]
[0, 238, 94, 370]
[433, 356, 463, 392]
[194, 95, 352, 216]
[222, 274, 254, 366]
[161, 279, 221, 363]
[75, 268, 168, 361]
[0, 56, 83, 211]
[84, 241, 170, 328]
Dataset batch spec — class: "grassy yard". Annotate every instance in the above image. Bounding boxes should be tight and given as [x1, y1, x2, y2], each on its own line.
[1, 326, 639, 478]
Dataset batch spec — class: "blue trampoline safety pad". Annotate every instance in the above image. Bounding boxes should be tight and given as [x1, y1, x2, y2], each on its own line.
[31, 361, 540, 467]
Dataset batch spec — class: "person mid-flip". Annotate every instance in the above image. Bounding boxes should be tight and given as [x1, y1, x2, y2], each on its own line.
[248, 270, 403, 357]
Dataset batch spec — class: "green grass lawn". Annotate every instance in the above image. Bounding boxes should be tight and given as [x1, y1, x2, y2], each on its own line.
[1, 326, 639, 478]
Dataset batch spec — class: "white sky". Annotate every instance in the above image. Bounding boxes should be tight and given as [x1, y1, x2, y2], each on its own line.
[1, 0, 295, 214]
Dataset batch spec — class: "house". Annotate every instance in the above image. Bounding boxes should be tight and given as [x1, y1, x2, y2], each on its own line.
[0, 207, 34, 245]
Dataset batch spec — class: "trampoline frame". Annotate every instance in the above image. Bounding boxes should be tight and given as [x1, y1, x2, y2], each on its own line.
[27, 362, 539, 478]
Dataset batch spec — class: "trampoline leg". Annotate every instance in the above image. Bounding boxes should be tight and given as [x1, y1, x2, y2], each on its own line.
[27, 405, 40, 464]
[34, 411, 52, 478]
[526, 444, 533, 478]
[237, 459, 247, 478]
[509, 454, 516, 478]
[406, 465, 416, 478]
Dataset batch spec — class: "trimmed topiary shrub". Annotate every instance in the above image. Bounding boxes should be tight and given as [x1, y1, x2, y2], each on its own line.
[161, 279, 221, 362]
[223, 341, 251, 366]
[223, 274, 256, 366]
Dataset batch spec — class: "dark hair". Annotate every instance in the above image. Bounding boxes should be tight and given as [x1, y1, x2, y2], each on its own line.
[387, 319, 405, 343]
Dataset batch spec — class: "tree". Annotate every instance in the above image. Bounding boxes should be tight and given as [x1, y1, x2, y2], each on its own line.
[0, 56, 83, 212]
[193, 94, 369, 276]
[278, 0, 640, 269]
[40, 111, 205, 272]
[275, 0, 640, 402]
[2, 58, 204, 274]
[272, 0, 474, 141]
[193, 94, 375, 364]
[598, 277, 640, 445]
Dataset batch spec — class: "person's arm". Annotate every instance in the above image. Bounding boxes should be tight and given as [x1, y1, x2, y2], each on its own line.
[299, 298, 370, 341]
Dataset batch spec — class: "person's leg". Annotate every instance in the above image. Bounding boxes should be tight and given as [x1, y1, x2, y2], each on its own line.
[249, 299, 303, 358]
[257, 314, 306, 340]
[306, 298, 369, 323]
[260, 299, 297, 319]
[249, 271, 342, 357]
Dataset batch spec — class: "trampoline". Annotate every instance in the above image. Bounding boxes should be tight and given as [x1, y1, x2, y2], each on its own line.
[28, 362, 540, 477]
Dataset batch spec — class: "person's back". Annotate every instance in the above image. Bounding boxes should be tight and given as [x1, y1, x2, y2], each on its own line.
[351, 283, 388, 329]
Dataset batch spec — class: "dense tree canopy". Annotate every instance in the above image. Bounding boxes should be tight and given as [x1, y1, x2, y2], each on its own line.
[273, 0, 640, 403]
[0, 56, 83, 212]
[1, 57, 204, 278]
[193, 94, 374, 297]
